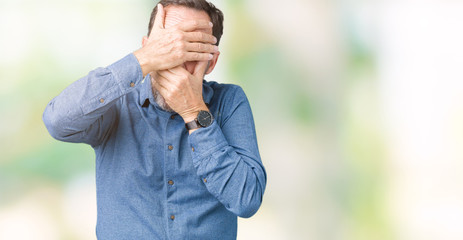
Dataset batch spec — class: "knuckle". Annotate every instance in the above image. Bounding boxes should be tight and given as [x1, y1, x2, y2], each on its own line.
[173, 32, 183, 41]
[197, 43, 203, 51]
[172, 25, 181, 31]
[175, 51, 184, 59]
[179, 33, 186, 41]
[199, 32, 207, 40]
[176, 41, 185, 50]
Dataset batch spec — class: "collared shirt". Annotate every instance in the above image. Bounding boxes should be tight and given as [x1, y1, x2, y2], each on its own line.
[43, 54, 266, 240]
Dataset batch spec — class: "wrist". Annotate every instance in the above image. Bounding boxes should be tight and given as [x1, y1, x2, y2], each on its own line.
[134, 49, 156, 77]
[184, 108, 214, 134]
[181, 103, 208, 123]
[182, 114, 197, 123]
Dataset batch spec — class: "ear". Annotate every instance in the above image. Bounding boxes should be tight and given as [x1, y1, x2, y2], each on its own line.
[142, 36, 149, 47]
[205, 51, 220, 75]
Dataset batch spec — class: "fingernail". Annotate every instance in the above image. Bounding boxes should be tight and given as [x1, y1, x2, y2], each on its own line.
[213, 37, 217, 43]
[213, 46, 219, 51]
[209, 22, 213, 27]
[208, 54, 213, 60]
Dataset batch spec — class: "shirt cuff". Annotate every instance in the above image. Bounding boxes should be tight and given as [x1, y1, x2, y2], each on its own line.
[189, 121, 228, 165]
[80, 53, 143, 114]
[108, 53, 144, 91]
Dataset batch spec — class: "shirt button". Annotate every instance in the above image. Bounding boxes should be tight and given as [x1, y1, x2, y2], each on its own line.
[203, 178, 207, 183]
[170, 215, 175, 220]
[168, 180, 174, 185]
[170, 115, 175, 120]
[130, 82, 135, 87]
[168, 145, 173, 151]
[99, 98, 104, 103]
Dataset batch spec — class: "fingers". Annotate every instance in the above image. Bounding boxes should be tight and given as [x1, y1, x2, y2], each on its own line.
[193, 61, 209, 79]
[185, 52, 213, 62]
[185, 31, 217, 44]
[152, 74, 171, 97]
[177, 20, 213, 32]
[157, 67, 183, 80]
[157, 66, 190, 89]
[185, 42, 218, 54]
[164, 66, 191, 78]
[153, 4, 165, 29]
[152, 75, 163, 90]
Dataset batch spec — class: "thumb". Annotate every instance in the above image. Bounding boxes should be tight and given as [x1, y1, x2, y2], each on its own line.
[153, 4, 165, 29]
[193, 61, 209, 80]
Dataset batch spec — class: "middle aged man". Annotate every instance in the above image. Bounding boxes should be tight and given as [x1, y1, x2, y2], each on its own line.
[43, 0, 266, 239]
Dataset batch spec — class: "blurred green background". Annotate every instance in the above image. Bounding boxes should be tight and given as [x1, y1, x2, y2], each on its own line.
[1, 0, 463, 239]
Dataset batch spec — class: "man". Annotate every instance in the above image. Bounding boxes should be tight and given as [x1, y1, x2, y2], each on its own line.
[43, 0, 266, 239]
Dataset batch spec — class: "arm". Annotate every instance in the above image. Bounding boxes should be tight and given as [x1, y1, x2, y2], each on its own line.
[42, 54, 143, 147]
[43, 4, 218, 146]
[189, 86, 266, 218]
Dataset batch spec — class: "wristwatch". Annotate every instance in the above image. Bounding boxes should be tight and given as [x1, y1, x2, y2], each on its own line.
[185, 110, 214, 130]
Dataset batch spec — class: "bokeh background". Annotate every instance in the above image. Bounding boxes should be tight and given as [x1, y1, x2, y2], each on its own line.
[1, 0, 463, 239]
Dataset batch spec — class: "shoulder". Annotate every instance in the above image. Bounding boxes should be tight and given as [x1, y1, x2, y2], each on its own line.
[204, 81, 252, 126]
[204, 81, 248, 103]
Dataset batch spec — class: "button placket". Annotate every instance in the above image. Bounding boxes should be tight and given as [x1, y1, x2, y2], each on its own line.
[165, 123, 177, 228]
[164, 117, 186, 230]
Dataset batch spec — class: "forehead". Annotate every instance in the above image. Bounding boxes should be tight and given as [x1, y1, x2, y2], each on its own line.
[164, 5, 212, 33]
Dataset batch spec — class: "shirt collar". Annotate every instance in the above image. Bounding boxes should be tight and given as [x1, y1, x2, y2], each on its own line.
[138, 74, 214, 108]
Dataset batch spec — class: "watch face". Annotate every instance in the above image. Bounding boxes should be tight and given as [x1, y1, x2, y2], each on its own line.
[197, 110, 213, 127]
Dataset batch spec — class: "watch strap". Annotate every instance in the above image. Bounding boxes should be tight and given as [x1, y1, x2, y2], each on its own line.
[185, 119, 201, 130]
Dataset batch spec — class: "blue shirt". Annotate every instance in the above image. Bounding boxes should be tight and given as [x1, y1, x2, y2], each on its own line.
[42, 54, 266, 240]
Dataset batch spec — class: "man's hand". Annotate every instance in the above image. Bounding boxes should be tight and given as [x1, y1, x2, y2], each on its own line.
[134, 4, 218, 77]
[152, 61, 209, 122]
